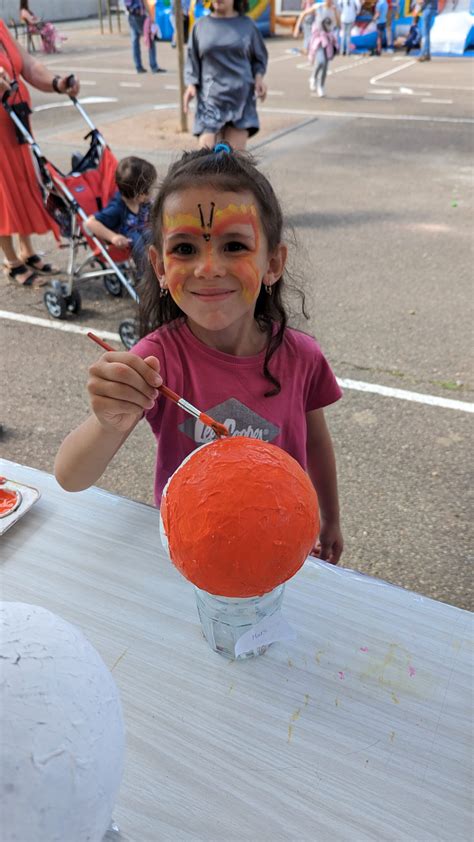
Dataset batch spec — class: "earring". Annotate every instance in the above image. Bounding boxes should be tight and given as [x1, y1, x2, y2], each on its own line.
[160, 287, 169, 298]
[264, 284, 273, 295]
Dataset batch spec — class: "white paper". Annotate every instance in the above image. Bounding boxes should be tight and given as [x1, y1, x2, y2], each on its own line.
[234, 611, 296, 658]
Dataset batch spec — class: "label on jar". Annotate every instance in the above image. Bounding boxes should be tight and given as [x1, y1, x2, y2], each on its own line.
[234, 612, 296, 658]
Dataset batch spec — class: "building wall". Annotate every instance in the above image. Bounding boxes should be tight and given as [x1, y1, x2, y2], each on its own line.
[0, 1, 106, 23]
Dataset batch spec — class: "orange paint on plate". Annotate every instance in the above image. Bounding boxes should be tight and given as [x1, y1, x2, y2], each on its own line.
[0, 488, 21, 518]
[161, 437, 319, 597]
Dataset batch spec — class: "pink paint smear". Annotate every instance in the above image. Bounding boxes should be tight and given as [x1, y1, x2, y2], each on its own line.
[360, 647, 369, 652]
[408, 665, 416, 677]
[338, 671, 345, 680]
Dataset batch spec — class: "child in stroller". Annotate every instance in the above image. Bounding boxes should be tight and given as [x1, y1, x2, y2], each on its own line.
[86, 156, 156, 276]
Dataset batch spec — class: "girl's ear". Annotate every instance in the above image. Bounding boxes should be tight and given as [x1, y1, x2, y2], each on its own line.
[148, 244, 165, 286]
[263, 243, 288, 289]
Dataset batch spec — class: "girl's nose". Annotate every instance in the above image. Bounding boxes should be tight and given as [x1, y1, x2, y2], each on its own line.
[194, 245, 225, 279]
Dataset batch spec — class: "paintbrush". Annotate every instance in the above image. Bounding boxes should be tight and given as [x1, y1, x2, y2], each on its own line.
[87, 332, 230, 438]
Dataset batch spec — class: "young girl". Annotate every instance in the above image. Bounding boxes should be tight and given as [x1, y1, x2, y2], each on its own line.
[294, 0, 340, 97]
[183, 0, 268, 151]
[55, 147, 343, 565]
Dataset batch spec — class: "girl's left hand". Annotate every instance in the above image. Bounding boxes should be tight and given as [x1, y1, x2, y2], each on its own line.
[311, 521, 344, 566]
[255, 76, 267, 102]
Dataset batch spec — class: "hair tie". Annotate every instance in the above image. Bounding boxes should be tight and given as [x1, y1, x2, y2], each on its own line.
[213, 142, 232, 154]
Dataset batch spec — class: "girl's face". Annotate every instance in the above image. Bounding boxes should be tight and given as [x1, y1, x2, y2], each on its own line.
[150, 186, 286, 341]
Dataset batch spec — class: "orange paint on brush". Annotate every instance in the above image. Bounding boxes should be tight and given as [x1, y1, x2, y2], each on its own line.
[161, 437, 319, 597]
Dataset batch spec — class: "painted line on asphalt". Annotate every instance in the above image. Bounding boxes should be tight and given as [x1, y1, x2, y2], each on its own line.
[39, 65, 143, 76]
[34, 96, 118, 112]
[1, 310, 472, 413]
[422, 98, 453, 104]
[259, 106, 473, 124]
[119, 82, 142, 88]
[370, 60, 417, 85]
[0, 310, 121, 343]
[337, 377, 473, 413]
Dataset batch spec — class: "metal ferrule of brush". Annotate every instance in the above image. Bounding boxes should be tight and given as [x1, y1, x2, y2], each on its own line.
[177, 399, 201, 420]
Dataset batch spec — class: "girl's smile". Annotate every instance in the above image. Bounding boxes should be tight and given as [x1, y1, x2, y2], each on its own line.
[149, 186, 286, 355]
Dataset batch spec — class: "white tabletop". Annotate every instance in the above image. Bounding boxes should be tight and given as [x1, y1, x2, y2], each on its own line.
[1, 459, 472, 842]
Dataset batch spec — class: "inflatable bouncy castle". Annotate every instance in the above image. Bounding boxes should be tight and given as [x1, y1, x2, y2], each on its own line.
[152, 0, 274, 41]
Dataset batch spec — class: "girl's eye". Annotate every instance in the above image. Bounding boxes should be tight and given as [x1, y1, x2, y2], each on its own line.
[172, 243, 195, 256]
[225, 241, 248, 252]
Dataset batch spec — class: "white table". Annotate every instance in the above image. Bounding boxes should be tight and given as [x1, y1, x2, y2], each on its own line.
[1, 459, 472, 842]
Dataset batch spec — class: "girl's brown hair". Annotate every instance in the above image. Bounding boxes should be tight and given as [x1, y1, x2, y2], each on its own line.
[139, 147, 304, 396]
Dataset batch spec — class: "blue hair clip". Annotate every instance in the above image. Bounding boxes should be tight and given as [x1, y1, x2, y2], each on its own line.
[213, 142, 232, 154]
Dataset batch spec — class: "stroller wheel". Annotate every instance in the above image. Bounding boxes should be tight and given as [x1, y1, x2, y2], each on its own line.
[104, 274, 123, 297]
[119, 319, 138, 350]
[44, 290, 67, 320]
[65, 290, 82, 315]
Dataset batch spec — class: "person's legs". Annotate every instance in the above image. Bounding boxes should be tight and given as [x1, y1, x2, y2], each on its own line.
[343, 23, 352, 54]
[199, 132, 217, 149]
[223, 126, 248, 151]
[149, 36, 158, 72]
[319, 50, 329, 90]
[128, 14, 145, 71]
[1, 235, 40, 285]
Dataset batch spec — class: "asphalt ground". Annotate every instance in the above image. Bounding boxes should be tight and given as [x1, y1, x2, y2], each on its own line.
[1, 23, 473, 609]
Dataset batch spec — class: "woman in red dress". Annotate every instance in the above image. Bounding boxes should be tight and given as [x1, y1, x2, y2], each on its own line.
[0, 20, 79, 286]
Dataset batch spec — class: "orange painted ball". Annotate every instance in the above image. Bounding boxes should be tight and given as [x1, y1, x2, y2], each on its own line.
[161, 437, 319, 597]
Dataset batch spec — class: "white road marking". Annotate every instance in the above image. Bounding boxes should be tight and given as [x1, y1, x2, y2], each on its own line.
[0, 310, 120, 342]
[337, 377, 474, 414]
[119, 82, 142, 88]
[34, 96, 117, 112]
[153, 103, 178, 110]
[259, 106, 473, 124]
[78, 80, 97, 87]
[270, 53, 303, 63]
[1, 309, 472, 413]
[370, 88, 394, 94]
[165, 84, 179, 90]
[39, 65, 143, 76]
[422, 97, 453, 104]
[370, 60, 417, 85]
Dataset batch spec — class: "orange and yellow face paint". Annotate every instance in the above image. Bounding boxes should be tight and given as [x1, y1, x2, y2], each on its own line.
[162, 201, 264, 306]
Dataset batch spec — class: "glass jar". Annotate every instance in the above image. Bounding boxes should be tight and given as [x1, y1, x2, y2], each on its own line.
[194, 584, 286, 660]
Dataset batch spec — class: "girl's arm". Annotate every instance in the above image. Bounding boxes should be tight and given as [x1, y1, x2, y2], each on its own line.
[306, 408, 343, 564]
[293, 5, 316, 36]
[85, 215, 130, 249]
[183, 24, 200, 111]
[55, 351, 162, 492]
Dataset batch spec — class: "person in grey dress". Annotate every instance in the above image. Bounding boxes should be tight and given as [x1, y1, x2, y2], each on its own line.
[183, 0, 268, 150]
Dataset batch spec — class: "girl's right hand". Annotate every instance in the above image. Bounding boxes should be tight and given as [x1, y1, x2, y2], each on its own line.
[87, 352, 162, 434]
[183, 84, 196, 113]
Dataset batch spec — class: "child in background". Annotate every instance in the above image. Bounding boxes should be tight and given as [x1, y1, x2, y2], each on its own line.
[405, 14, 421, 52]
[56, 146, 343, 565]
[294, 0, 340, 97]
[86, 156, 156, 273]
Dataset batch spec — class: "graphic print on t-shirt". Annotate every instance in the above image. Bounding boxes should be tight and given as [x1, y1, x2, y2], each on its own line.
[178, 397, 280, 444]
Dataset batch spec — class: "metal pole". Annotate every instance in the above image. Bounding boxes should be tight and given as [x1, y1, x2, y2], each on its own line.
[174, 1, 188, 133]
[98, 0, 104, 34]
[106, 0, 113, 33]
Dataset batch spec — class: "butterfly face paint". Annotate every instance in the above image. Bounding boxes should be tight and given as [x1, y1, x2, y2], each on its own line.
[162, 195, 264, 307]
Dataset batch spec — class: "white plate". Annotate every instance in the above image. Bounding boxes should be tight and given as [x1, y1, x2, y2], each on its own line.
[0, 478, 41, 536]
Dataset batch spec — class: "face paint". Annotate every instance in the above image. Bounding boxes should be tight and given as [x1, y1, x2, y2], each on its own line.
[162, 202, 263, 305]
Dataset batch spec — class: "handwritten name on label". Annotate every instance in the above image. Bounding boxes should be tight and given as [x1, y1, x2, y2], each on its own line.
[234, 611, 297, 657]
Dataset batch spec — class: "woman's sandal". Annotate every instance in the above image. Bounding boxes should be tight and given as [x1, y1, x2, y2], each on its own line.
[24, 254, 59, 274]
[6, 263, 45, 287]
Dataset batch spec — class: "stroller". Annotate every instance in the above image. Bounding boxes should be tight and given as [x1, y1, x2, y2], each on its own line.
[2, 79, 139, 349]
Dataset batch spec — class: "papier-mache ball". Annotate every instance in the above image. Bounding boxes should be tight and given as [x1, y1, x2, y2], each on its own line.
[0, 602, 125, 842]
[160, 437, 319, 597]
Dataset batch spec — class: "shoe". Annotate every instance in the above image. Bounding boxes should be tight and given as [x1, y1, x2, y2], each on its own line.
[24, 254, 59, 274]
[309, 77, 316, 91]
[151, 67, 167, 73]
[5, 262, 44, 287]
[137, 67, 147, 74]
[317, 83, 325, 98]
[417, 55, 430, 61]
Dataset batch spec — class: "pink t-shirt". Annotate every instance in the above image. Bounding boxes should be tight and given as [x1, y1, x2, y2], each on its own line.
[132, 319, 342, 507]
